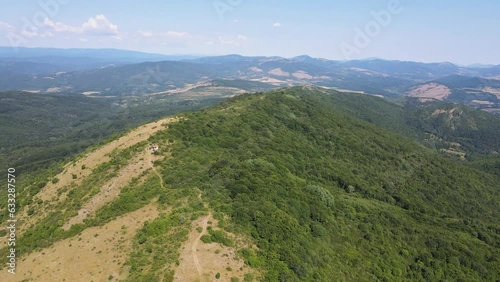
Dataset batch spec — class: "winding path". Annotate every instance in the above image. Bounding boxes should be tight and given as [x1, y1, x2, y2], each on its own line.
[192, 215, 209, 280]
[147, 149, 165, 189]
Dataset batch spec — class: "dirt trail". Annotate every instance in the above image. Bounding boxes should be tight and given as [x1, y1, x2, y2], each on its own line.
[174, 214, 210, 282]
[192, 215, 210, 279]
[174, 210, 258, 282]
[147, 149, 165, 189]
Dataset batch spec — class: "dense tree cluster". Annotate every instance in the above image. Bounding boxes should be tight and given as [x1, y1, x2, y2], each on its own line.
[153, 88, 499, 281]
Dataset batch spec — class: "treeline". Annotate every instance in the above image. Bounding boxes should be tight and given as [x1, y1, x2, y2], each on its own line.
[0, 91, 223, 173]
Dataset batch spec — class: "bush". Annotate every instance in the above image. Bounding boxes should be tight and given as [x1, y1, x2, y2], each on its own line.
[200, 235, 212, 243]
[208, 229, 233, 247]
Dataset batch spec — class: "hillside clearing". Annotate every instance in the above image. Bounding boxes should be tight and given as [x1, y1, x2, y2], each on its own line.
[0, 203, 159, 282]
[18, 117, 178, 235]
[174, 213, 259, 282]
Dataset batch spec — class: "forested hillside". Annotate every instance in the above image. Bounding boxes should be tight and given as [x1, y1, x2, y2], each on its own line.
[1, 87, 498, 281]
[148, 87, 500, 280]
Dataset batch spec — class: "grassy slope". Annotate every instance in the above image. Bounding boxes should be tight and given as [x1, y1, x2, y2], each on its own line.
[149, 87, 499, 281]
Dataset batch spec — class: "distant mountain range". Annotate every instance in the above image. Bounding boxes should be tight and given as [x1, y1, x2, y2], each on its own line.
[0, 46, 198, 62]
[1, 47, 500, 114]
[0, 46, 199, 73]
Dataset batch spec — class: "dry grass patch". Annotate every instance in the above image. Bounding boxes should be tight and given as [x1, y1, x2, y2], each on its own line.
[18, 117, 178, 235]
[174, 214, 259, 282]
[0, 203, 159, 282]
[408, 83, 451, 100]
[62, 149, 163, 230]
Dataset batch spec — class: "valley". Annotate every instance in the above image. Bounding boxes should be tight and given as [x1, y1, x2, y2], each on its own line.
[2, 51, 500, 116]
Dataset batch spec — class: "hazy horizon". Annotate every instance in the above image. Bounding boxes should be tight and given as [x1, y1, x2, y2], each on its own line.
[2, 45, 496, 67]
[1, 0, 499, 65]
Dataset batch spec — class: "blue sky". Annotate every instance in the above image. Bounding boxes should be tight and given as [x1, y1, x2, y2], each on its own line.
[0, 0, 499, 64]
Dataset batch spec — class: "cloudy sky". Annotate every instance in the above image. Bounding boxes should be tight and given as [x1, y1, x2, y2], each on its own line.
[0, 0, 499, 64]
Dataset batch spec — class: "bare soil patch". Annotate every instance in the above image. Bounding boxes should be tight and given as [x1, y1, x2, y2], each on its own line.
[292, 71, 313, 79]
[408, 83, 451, 100]
[268, 68, 290, 77]
[482, 87, 500, 98]
[0, 203, 159, 282]
[174, 214, 259, 282]
[62, 149, 162, 230]
[18, 117, 177, 235]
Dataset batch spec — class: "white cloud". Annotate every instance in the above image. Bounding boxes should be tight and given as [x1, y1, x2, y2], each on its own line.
[138, 30, 154, 38]
[82, 14, 118, 35]
[44, 18, 80, 33]
[0, 16, 123, 47]
[21, 29, 53, 38]
[39, 15, 119, 37]
[21, 30, 39, 38]
[273, 22, 282, 27]
[0, 21, 14, 32]
[218, 34, 248, 46]
[139, 30, 191, 39]
[164, 31, 190, 38]
[218, 37, 238, 46]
